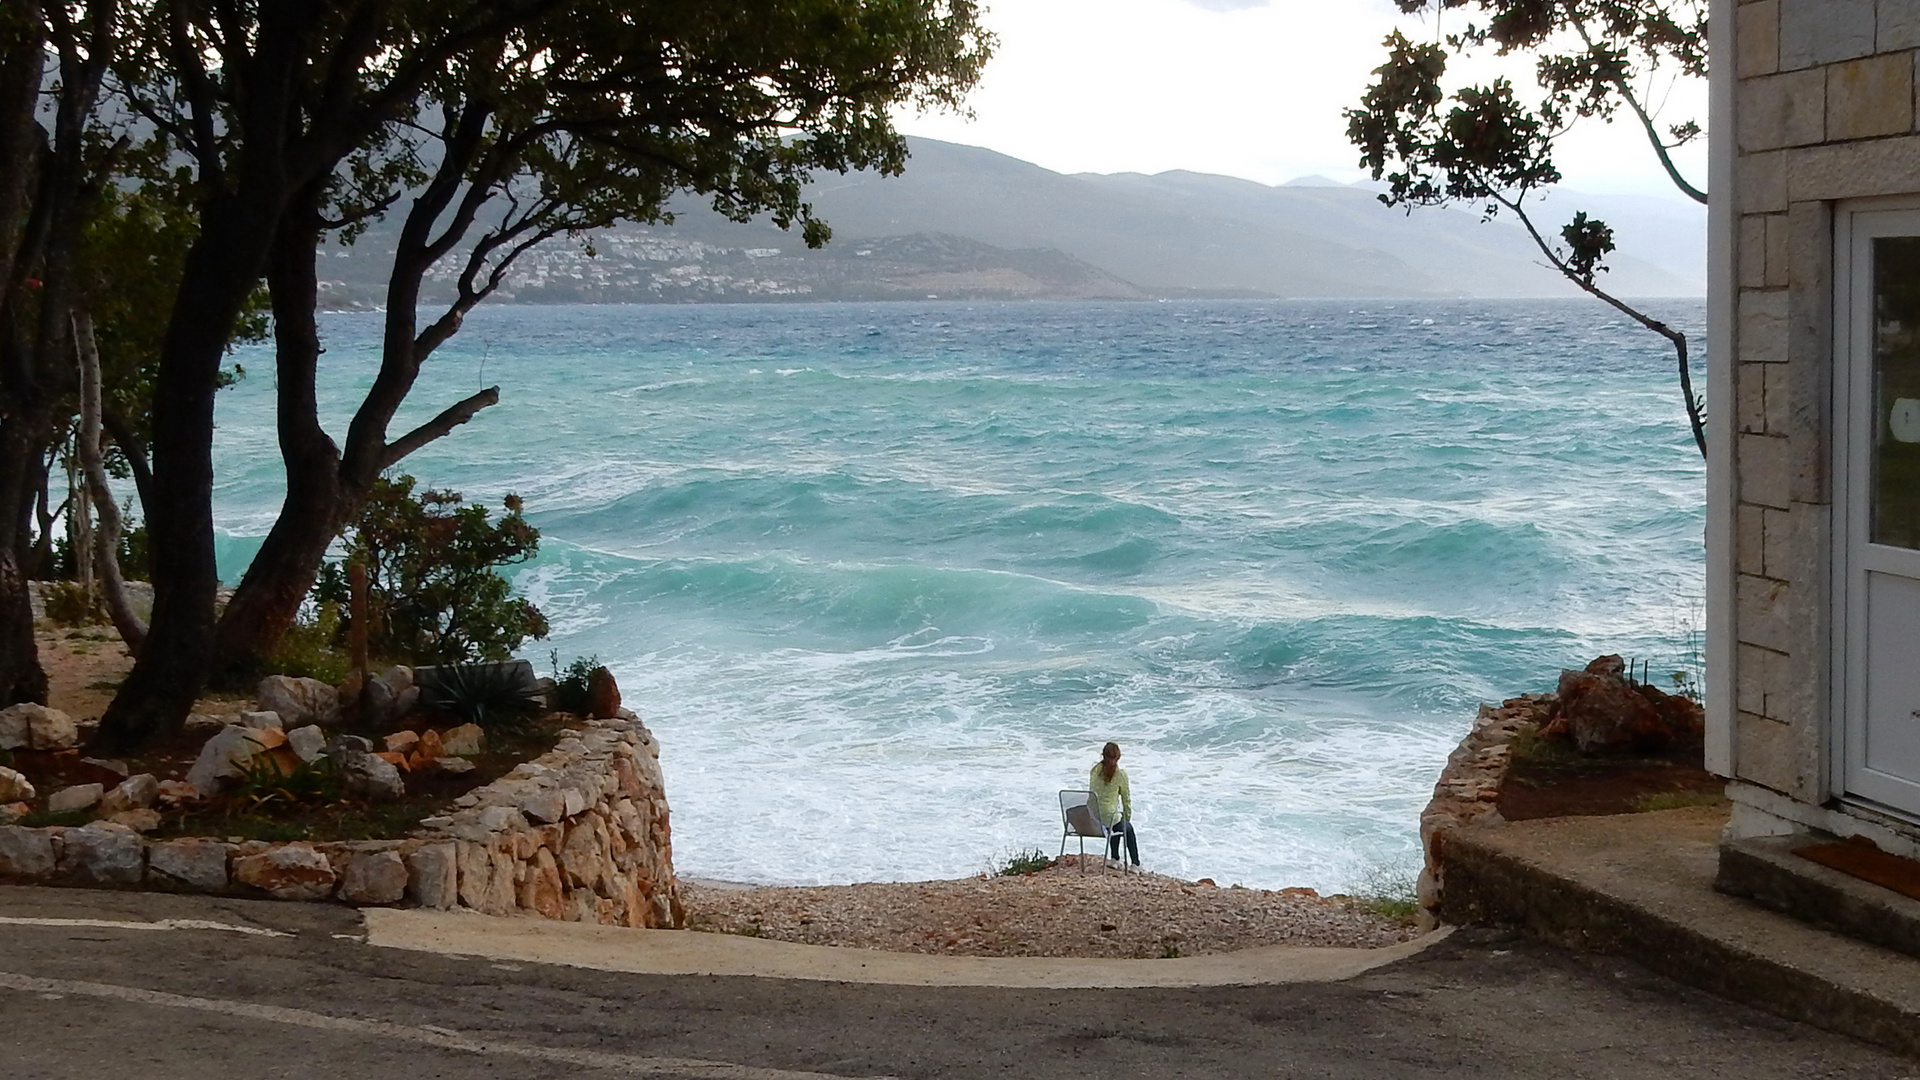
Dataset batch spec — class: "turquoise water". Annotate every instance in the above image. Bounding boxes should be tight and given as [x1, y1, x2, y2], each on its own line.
[212, 299, 1706, 891]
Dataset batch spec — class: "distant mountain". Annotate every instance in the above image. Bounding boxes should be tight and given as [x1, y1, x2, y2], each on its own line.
[316, 137, 1704, 306]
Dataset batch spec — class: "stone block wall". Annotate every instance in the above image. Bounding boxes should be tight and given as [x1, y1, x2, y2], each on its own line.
[1416, 695, 1551, 922]
[1727, 0, 1920, 846]
[0, 715, 683, 928]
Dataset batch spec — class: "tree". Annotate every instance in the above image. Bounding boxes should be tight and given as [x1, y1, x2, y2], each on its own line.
[93, 0, 991, 750]
[0, 0, 123, 707]
[1346, 0, 1708, 457]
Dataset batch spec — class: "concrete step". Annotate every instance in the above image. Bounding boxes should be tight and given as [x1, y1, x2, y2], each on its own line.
[1436, 805, 1920, 1058]
[1718, 833, 1920, 962]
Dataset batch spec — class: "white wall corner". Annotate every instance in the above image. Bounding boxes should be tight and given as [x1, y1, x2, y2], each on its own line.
[1705, 0, 1738, 777]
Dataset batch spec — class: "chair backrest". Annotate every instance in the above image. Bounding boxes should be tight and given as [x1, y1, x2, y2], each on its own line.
[1059, 789, 1105, 838]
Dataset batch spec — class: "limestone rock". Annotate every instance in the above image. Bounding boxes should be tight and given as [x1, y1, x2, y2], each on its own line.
[186, 725, 271, 794]
[383, 730, 420, 756]
[184, 713, 228, 734]
[156, 780, 200, 807]
[520, 790, 567, 825]
[432, 756, 476, 776]
[59, 821, 145, 884]
[0, 703, 80, 750]
[148, 838, 231, 892]
[239, 710, 283, 731]
[338, 850, 408, 905]
[0, 802, 27, 825]
[405, 844, 458, 909]
[410, 728, 444, 767]
[440, 723, 484, 758]
[518, 846, 565, 918]
[233, 843, 335, 900]
[76, 757, 130, 784]
[48, 783, 104, 814]
[381, 665, 414, 695]
[1544, 654, 1699, 753]
[286, 724, 327, 763]
[99, 774, 159, 814]
[0, 825, 56, 878]
[338, 749, 405, 803]
[0, 766, 35, 804]
[106, 808, 162, 833]
[255, 675, 340, 727]
[585, 666, 621, 719]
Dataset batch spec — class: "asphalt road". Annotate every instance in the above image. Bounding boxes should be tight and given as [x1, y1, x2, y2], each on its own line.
[0, 885, 1913, 1079]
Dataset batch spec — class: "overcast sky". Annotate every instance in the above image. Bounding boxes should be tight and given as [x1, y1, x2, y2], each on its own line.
[898, 0, 1709, 201]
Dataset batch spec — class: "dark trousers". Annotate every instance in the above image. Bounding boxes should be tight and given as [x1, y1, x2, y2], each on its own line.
[1107, 820, 1139, 865]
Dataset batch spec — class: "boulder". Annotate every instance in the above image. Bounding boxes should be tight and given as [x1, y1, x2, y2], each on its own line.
[431, 756, 476, 776]
[0, 765, 35, 803]
[286, 725, 328, 763]
[233, 843, 335, 900]
[1544, 654, 1694, 753]
[148, 838, 231, 892]
[99, 774, 160, 814]
[59, 821, 145, 885]
[407, 729, 444, 771]
[440, 723, 485, 758]
[338, 850, 408, 905]
[76, 757, 130, 784]
[585, 666, 621, 719]
[338, 750, 405, 803]
[0, 703, 80, 750]
[186, 725, 276, 794]
[0, 802, 27, 825]
[381, 665, 415, 695]
[383, 730, 420, 756]
[48, 783, 104, 814]
[239, 710, 283, 731]
[0, 825, 55, 878]
[255, 675, 340, 727]
[404, 843, 458, 909]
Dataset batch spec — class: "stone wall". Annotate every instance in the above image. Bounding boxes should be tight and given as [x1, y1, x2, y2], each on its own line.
[1416, 695, 1552, 922]
[0, 714, 683, 928]
[1727, 0, 1920, 843]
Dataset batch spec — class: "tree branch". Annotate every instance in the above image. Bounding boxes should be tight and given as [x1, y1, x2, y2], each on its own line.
[378, 386, 501, 471]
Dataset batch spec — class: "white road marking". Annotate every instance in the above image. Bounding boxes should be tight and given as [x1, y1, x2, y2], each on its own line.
[0, 970, 896, 1080]
[0, 916, 292, 937]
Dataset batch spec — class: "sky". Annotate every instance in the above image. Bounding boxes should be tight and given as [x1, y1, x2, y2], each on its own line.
[898, 0, 1710, 201]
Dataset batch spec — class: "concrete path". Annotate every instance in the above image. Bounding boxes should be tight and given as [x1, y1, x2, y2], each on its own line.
[364, 907, 1445, 988]
[3, 883, 1915, 1078]
[1438, 805, 1920, 1058]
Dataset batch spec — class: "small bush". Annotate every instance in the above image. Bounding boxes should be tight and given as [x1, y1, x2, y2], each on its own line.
[43, 582, 104, 627]
[228, 750, 340, 809]
[549, 651, 600, 714]
[261, 602, 352, 685]
[992, 847, 1053, 877]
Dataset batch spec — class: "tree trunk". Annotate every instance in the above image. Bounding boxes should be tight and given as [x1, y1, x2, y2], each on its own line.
[0, 415, 49, 706]
[94, 196, 279, 751]
[74, 310, 146, 652]
[210, 204, 353, 677]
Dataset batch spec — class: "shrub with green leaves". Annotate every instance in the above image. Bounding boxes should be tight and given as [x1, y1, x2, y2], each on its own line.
[318, 475, 548, 665]
[423, 661, 547, 731]
[549, 651, 600, 715]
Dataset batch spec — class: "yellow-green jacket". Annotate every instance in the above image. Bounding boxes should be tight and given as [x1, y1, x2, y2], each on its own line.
[1088, 765, 1131, 827]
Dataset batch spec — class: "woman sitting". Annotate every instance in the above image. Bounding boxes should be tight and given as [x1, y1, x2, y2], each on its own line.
[1089, 741, 1139, 869]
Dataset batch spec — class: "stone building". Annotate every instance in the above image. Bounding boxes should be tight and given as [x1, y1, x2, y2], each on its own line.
[1711, 0, 1920, 858]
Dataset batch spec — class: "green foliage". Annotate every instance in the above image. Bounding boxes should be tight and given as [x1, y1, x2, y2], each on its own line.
[259, 603, 353, 687]
[992, 848, 1053, 877]
[228, 750, 341, 810]
[43, 582, 104, 628]
[549, 651, 600, 715]
[1634, 790, 1727, 813]
[1344, 859, 1422, 925]
[424, 662, 546, 731]
[319, 476, 547, 666]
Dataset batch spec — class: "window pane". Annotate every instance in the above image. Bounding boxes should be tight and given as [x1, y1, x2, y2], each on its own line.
[1872, 237, 1920, 550]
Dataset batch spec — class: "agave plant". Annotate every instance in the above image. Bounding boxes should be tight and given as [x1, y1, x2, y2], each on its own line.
[421, 661, 545, 731]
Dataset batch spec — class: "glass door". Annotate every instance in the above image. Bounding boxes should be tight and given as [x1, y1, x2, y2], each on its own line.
[1838, 209, 1920, 815]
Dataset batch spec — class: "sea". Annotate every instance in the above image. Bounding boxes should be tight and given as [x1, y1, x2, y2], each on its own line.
[209, 298, 1708, 893]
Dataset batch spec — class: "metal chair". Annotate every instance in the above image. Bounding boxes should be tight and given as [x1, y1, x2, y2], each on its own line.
[1058, 789, 1113, 871]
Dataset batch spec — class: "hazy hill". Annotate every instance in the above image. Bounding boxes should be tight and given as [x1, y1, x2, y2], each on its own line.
[318, 137, 1704, 306]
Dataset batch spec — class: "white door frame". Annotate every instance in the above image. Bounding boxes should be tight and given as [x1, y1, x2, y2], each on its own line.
[1833, 201, 1920, 817]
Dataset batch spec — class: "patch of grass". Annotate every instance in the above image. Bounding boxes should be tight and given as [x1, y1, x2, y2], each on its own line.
[991, 847, 1053, 877]
[1158, 942, 1183, 959]
[1634, 789, 1728, 813]
[1507, 725, 1582, 767]
[1344, 859, 1422, 925]
[19, 809, 92, 829]
[86, 678, 124, 691]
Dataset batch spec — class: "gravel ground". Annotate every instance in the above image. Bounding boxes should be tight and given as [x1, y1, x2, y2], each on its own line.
[681, 855, 1418, 958]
